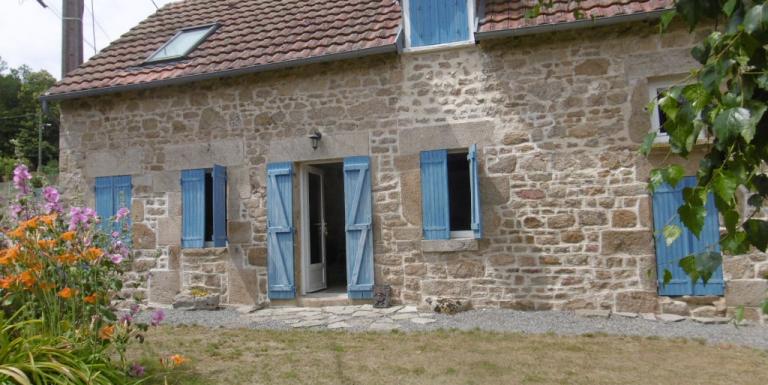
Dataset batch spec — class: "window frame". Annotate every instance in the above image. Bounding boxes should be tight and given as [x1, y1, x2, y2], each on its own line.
[402, 0, 476, 51]
[420, 146, 482, 241]
[181, 165, 227, 249]
[647, 76, 707, 145]
[145, 23, 218, 64]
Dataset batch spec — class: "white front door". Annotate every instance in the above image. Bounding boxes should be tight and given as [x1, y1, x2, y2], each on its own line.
[305, 166, 327, 292]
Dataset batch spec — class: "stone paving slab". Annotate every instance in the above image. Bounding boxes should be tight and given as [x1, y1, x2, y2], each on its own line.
[248, 305, 436, 330]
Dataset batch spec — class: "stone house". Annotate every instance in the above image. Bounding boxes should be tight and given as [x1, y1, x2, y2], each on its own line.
[44, 0, 768, 320]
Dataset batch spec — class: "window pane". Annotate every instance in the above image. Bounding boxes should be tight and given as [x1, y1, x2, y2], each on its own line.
[204, 170, 213, 243]
[447, 152, 471, 231]
[148, 26, 213, 62]
[409, 0, 469, 47]
[309, 173, 322, 265]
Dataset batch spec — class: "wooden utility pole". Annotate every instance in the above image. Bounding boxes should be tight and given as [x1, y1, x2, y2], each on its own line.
[61, 0, 84, 78]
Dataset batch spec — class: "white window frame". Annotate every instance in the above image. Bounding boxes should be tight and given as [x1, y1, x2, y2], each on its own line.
[648, 76, 708, 145]
[447, 148, 473, 240]
[145, 23, 218, 64]
[402, 0, 476, 52]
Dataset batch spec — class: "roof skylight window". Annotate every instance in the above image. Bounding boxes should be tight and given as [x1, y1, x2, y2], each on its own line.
[146, 24, 217, 63]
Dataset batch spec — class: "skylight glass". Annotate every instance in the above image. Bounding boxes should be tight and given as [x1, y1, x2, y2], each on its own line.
[146, 25, 216, 62]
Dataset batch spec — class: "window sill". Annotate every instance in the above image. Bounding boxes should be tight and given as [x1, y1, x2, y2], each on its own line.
[422, 238, 478, 253]
[650, 135, 712, 150]
[402, 40, 475, 55]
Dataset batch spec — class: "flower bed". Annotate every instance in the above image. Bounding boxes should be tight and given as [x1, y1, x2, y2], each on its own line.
[0, 165, 183, 384]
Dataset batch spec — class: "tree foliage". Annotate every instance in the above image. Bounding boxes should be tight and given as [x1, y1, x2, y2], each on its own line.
[640, 0, 768, 284]
[0, 56, 59, 180]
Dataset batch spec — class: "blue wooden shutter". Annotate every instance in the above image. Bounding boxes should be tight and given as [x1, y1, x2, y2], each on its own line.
[267, 162, 295, 299]
[409, 0, 469, 47]
[181, 169, 205, 248]
[212, 165, 227, 247]
[652, 176, 724, 296]
[344, 156, 375, 299]
[112, 175, 132, 232]
[685, 177, 725, 295]
[420, 149, 450, 240]
[468, 144, 483, 239]
[94, 176, 114, 233]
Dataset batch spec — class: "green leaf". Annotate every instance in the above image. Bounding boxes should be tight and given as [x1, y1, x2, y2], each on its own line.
[713, 107, 750, 141]
[639, 132, 657, 156]
[741, 103, 767, 143]
[744, 4, 765, 34]
[723, 0, 739, 17]
[722, 209, 740, 233]
[757, 73, 768, 91]
[525, 4, 542, 18]
[659, 10, 677, 32]
[691, 43, 710, 64]
[679, 252, 723, 285]
[679, 255, 699, 283]
[679, 203, 707, 237]
[649, 169, 664, 192]
[721, 231, 749, 255]
[743, 219, 768, 251]
[712, 169, 739, 203]
[663, 224, 683, 246]
[665, 164, 686, 187]
[762, 299, 768, 315]
[663, 269, 673, 286]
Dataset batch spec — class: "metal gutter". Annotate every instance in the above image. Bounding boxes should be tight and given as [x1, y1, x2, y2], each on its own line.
[474, 9, 669, 41]
[41, 43, 399, 102]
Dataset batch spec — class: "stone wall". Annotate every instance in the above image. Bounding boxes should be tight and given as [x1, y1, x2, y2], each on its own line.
[58, 21, 768, 320]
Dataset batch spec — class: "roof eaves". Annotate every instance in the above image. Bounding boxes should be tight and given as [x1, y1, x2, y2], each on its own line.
[42, 42, 399, 102]
[474, 8, 669, 41]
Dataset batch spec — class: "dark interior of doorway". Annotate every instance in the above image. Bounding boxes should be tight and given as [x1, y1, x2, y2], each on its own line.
[313, 162, 347, 291]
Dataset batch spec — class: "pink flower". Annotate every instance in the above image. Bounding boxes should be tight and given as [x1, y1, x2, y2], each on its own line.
[111, 231, 120, 238]
[150, 309, 165, 326]
[68, 206, 98, 231]
[42, 186, 62, 214]
[12, 165, 31, 195]
[110, 254, 124, 264]
[129, 303, 141, 316]
[128, 363, 145, 377]
[115, 207, 130, 222]
[9, 204, 23, 220]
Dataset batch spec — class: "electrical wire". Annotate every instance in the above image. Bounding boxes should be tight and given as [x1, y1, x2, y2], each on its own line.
[150, 0, 159, 10]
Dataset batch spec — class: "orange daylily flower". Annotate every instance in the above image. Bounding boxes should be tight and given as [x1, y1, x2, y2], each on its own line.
[7, 226, 26, 239]
[84, 293, 98, 304]
[58, 287, 75, 299]
[170, 355, 187, 366]
[22, 217, 39, 230]
[99, 325, 115, 340]
[39, 281, 56, 290]
[18, 271, 35, 288]
[0, 246, 20, 265]
[57, 253, 79, 265]
[60, 231, 76, 242]
[37, 239, 57, 249]
[40, 214, 57, 226]
[83, 247, 104, 261]
[0, 276, 15, 289]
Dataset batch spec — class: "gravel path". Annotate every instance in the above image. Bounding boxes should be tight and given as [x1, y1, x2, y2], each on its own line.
[137, 307, 768, 350]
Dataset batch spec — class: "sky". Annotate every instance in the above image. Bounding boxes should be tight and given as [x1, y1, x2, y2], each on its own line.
[1, 0, 179, 79]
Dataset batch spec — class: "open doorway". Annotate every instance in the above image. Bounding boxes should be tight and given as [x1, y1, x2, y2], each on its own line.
[301, 162, 347, 295]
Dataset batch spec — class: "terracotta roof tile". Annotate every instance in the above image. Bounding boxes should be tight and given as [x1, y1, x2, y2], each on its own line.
[46, 0, 402, 98]
[46, 0, 673, 99]
[478, 0, 673, 34]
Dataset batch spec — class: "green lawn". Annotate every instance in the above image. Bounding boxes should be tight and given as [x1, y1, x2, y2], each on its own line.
[131, 326, 768, 385]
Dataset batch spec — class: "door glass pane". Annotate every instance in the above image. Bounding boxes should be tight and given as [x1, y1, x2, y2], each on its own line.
[309, 173, 322, 264]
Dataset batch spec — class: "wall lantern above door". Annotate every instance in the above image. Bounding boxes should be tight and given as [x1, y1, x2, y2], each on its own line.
[308, 130, 322, 150]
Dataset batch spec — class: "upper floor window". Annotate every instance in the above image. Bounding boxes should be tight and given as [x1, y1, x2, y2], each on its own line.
[146, 24, 217, 63]
[405, 0, 473, 48]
